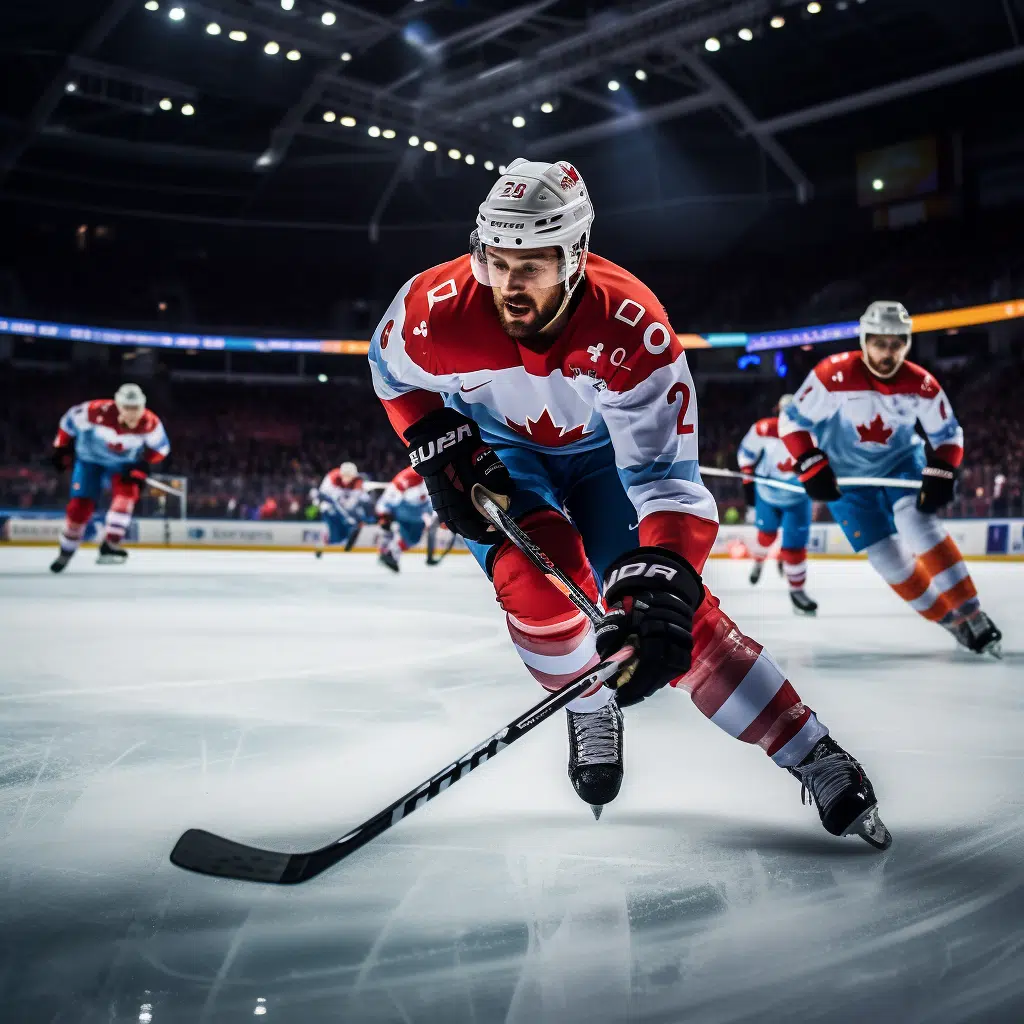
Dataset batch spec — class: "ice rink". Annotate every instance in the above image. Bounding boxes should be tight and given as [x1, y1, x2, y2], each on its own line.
[0, 546, 1021, 1024]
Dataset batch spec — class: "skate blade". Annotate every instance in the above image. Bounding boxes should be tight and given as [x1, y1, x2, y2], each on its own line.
[95, 555, 127, 565]
[843, 804, 892, 851]
[590, 804, 604, 821]
[792, 606, 817, 617]
[980, 640, 1003, 659]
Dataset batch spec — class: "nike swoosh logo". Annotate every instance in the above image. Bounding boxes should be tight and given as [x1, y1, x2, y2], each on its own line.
[460, 381, 491, 393]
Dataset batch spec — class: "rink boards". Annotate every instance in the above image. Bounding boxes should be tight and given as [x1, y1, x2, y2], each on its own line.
[3, 515, 1024, 558]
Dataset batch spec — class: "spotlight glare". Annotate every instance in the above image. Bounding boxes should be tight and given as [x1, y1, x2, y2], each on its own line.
[317, 374, 328, 383]
[168, 6, 185, 20]
[807, 1, 822, 11]
[423, 140, 437, 152]
[368, 125, 381, 137]
[144, 1, 159, 10]
[484, 159, 494, 170]
[382, 128, 396, 139]
[340, 115, 356, 126]
[448, 148, 461, 160]
[321, 11, 336, 25]
[205, 21, 220, 34]
[498, 164, 507, 173]
[738, 27, 753, 41]
[280, 0, 294, 8]
[229, 29, 247, 40]
[340, 51, 351, 60]
[286, 48, 301, 60]
[634, 68, 647, 80]
[607, 79, 620, 90]
[511, 115, 525, 127]
[264, 40, 280, 54]
[64, 81, 77, 93]
[181, 102, 195, 115]
[540, 101, 553, 113]
[770, 15, 785, 27]
[704, 36, 720, 51]
[408, 135, 420, 146]
[872, 178, 884, 191]
[465, 153, 475, 165]
[158, 97, 172, 110]
[322, 110, 336, 122]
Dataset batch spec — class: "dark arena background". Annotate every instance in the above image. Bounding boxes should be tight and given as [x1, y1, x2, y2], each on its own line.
[1, 1, 1023, 1022]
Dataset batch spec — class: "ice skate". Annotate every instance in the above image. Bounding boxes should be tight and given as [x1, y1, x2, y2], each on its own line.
[789, 589, 818, 616]
[950, 611, 1002, 658]
[378, 548, 400, 573]
[749, 561, 763, 585]
[567, 699, 623, 818]
[96, 540, 128, 565]
[788, 736, 892, 850]
[314, 549, 323, 559]
[49, 548, 76, 574]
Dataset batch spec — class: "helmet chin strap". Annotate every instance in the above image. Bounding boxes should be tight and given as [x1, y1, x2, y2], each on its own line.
[538, 246, 588, 337]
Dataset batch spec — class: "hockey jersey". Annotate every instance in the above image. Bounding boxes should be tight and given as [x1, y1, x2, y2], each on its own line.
[369, 252, 718, 567]
[737, 416, 804, 508]
[56, 400, 170, 471]
[317, 468, 365, 514]
[376, 466, 432, 520]
[780, 352, 964, 478]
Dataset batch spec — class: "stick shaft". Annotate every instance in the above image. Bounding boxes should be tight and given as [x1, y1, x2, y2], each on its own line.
[143, 476, 185, 498]
[698, 466, 921, 491]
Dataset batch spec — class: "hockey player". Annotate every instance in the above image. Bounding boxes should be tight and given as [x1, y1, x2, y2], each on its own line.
[737, 395, 817, 615]
[313, 461, 371, 557]
[368, 158, 890, 848]
[374, 466, 442, 573]
[781, 300, 1001, 656]
[49, 383, 170, 572]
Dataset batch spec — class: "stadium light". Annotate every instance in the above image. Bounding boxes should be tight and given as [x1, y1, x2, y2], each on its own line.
[634, 68, 647, 80]
[408, 135, 419, 146]
[512, 115, 525, 127]
[65, 81, 77, 93]
[368, 125, 381, 137]
[498, 164, 507, 173]
[607, 79, 620, 90]
[181, 102, 195, 115]
[229, 29, 247, 41]
[872, 178, 884, 191]
[144, 1, 159, 10]
[340, 51, 351, 60]
[807, 1, 822, 12]
[770, 15, 785, 28]
[382, 128, 396, 138]
[158, 97, 172, 110]
[738, 27, 753, 41]
[168, 6, 185, 20]
[423, 140, 437, 151]
[540, 101, 554, 113]
[704, 37, 720, 51]
[340, 115, 356, 126]
[286, 49, 301, 60]
[321, 11, 336, 25]
[280, 0, 294, 9]
[206, 22, 220, 34]
[484, 159, 494, 170]
[264, 41, 280, 54]
[322, 110, 336, 122]
[465, 154, 475, 165]
[448, 148, 461, 160]
[317, 374, 328, 383]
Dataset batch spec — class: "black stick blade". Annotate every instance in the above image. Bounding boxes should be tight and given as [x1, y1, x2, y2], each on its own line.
[170, 829, 303, 883]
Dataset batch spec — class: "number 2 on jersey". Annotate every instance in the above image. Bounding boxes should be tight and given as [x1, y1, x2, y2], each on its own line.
[668, 382, 694, 435]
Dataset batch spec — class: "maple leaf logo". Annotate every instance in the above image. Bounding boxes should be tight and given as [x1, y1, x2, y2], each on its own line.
[505, 407, 592, 447]
[856, 414, 893, 445]
[776, 457, 796, 474]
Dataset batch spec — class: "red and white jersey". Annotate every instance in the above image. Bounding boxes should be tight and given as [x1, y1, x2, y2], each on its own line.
[56, 399, 170, 471]
[369, 252, 717, 566]
[318, 468, 364, 513]
[737, 416, 805, 508]
[376, 466, 431, 518]
[780, 352, 964, 477]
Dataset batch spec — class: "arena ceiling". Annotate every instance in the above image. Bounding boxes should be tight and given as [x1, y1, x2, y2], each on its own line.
[1, 0, 1022, 233]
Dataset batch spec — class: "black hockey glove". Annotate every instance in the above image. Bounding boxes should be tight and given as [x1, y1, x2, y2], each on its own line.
[405, 407, 513, 542]
[917, 452, 958, 514]
[741, 473, 756, 509]
[595, 547, 705, 708]
[120, 461, 150, 487]
[794, 448, 841, 502]
[51, 445, 74, 473]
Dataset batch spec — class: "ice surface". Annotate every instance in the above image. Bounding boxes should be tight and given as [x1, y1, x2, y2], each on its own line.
[0, 547, 1022, 1024]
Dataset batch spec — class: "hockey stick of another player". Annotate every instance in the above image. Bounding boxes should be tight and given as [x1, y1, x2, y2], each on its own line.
[169, 645, 634, 883]
[143, 476, 185, 498]
[698, 467, 922, 494]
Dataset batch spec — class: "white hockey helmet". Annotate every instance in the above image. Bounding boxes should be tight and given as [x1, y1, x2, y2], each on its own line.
[339, 461, 358, 482]
[859, 300, 912, 377]
[114, 382, 146, 411]
[470, 157, 593, 295]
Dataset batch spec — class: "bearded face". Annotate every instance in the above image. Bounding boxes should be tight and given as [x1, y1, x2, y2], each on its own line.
[485, 246, 565, 340]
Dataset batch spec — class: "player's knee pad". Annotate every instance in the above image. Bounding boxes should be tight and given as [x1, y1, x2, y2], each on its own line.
[492, 508, 601, 694]
[66, 497, 95, 527]
[864, 534, 916, 585]
[893, 496, 947, 555]
[756, 529, 777, 548]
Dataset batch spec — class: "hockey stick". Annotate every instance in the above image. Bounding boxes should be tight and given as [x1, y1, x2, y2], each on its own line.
[169, 645, 634, 883]
[143, 476, 185, 498]
[698, 466, 921, 494]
